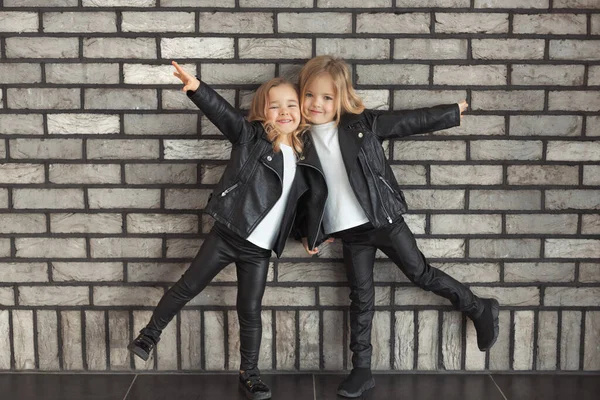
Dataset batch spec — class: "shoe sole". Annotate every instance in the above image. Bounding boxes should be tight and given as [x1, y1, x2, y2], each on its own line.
[480, 299, 500, 351]
[127, 342, 150, 361]
[336, 377, 376, 398]
[238, 381, 271, 400]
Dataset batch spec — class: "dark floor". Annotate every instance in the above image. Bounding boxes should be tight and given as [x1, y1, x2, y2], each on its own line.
[0, 372, 598, 400]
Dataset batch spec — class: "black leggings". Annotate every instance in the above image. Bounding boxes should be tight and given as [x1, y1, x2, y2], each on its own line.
[142, 222, 271, 370]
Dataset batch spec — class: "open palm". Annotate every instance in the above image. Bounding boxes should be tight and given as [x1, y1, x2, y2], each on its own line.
[172, 60, 200, 92]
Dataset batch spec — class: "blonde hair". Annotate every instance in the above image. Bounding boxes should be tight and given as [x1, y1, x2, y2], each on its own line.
[248, 77, 307, 154]
[298, 55, 365, 125]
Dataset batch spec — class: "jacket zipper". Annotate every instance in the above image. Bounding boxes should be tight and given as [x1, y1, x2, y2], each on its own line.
[378, 175, 395, 194]
[220, 182, 239, 197]
[361, 149, 393, 224]
[297, 161, 327, 250]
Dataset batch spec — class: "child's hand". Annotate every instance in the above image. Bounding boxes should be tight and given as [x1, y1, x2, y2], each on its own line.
[302, 237, 319, 255]
[458, 100, 468, 118]
[172, 60, 200, 92]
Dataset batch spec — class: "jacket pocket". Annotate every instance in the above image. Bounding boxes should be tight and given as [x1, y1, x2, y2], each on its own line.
[219, 182, 240, 197]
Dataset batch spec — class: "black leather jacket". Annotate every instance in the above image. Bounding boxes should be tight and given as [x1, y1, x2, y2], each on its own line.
[188, 82, 301, 257]
[292, 104, 461, 250]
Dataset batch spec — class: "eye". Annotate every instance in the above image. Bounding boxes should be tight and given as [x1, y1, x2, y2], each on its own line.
[305, 93, 313, 98]
[325, 96, 333, 101]
[269, 106, 278, 109]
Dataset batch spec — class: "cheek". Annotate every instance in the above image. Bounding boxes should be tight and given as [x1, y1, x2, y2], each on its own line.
[266, 110, 277, 122]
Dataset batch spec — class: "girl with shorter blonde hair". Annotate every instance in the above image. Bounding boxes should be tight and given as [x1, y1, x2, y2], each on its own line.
[294, 55, 499, 398]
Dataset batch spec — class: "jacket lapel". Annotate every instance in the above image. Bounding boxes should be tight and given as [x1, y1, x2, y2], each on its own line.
[261, 148, 284, 182]
[298, 134, 325, 173]
[338, 114, 365, 173]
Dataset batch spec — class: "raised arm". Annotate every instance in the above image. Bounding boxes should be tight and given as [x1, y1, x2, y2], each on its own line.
[364, 101, 467, 140]
[172, 61, 253, 145]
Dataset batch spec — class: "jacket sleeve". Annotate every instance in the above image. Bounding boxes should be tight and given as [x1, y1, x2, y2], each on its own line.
[363, 104, 460, 140]
[186, 81, 254, 145]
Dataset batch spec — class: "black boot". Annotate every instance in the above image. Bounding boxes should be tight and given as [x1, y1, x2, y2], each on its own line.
[239, 367, 271, 400]
[337, 367, 375, 398]
[471, 298, 500, 351]
[127, 330, 159, 361]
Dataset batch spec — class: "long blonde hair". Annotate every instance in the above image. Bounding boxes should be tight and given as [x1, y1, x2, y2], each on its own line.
[248, 77, 307, 155]
[298, 55, 365, 125]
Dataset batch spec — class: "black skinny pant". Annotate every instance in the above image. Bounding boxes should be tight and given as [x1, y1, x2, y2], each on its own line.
[333, 216, 484, 369]
[142, 222, 271, 371]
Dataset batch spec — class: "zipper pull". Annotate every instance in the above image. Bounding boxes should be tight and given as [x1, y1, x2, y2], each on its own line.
[387, 217, 393, 223]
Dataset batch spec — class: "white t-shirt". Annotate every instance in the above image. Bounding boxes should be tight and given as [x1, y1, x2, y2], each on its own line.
[310, 122, 369, 234]
[247, 143, 297, 250]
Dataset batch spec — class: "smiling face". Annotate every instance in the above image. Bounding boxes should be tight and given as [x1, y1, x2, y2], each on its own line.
[302, 73, 337, 125]
[264, 84, 301, 135]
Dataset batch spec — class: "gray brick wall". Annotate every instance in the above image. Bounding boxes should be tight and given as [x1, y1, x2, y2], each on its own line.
[0, 0, 598, 372]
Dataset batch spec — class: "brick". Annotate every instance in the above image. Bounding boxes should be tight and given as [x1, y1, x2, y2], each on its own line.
[127, 262, 185, 282]
[16, 238, 86, 260]
[593, 14, 600, 35]
[46, 63, 119, 84]
[51, 213, 122, 234]
[162, 90, 204, 110]
[13, 310, 35, 369]
[554, 0, 600, 8]
[91, 238, 162, 258]
[123, 63, 196, 85]
[87, 139, 159, 159]
[53, 262, 122, 282]
[470, 190, 541, 210]
[94, 286, 163, 307]
[441, 312, 461, 370]
[465, 316, 485, 371]
[165, 238, 202, 258]
[84, 38, 156, 59]
[322, 310, 344, 370]
[394, 90, 467, 110]
[417, 310, 438, 370]
[164, 189, 211, 210]
[85, 311, 107, 370]
[278, 262, 344, 282]
[537, 311, 558, 370]
[277, 12, 350, 34]
[472, 90, 544, 111]
[48, 114, 120, 134]
[372, 311, 391, 370]
[396, 39, 467, 61]
[473, 39, 544, 60]
[508, 165, 579, 186]
[507, 214, 578, 235]
[6, 0, 76, 4]
[547, 141, 600, 161]
[199, 12, 272, 34]
[549, 91, 600, 112]
[435, 13, 508, 34]
[49, 164, 120, 184]
[317, 39, 390, 60]
[590, 66, 600, 86]
[127, 214, 197, 234]
[14, 189, 84, 209]
[298, 311, 319, 370]
[473, 286, 540, 306]
[239, 39, 311, 59]
[201, 64, 275, 84]
[163, 0, 233, 4]
[203, 311, 225, 370]
[545, 239, 600, 259]
[512, 65, 584, 86]
[164, 139, 231, 160]
[403, 190, 465, 210]
[394, 141, 466, 161]
[83, 0, 155, 5]
[561, 311, 581, 370]
[510, 115, 582, 136]
[319, 0, 390, 6]
[85, 89, 157, 110]
[584, 312, 600, 371]
[11, 139, 82, 160]
[434, 65, 506, 85]
[489, 311, 510, 370]
[588, 116, 600, 136]
[0, 64, 41, 84]
[122, 12, 194, 32]
[88, 188, 160, 209]
[258, 311, 273, 370]
[0, 214, 46, 234]
[397, 0, 468, 5]
[545, 287, 600, 307]
[469, 239, 540, 258]
[0, 288, 13, 306]
[514, 14, 587, 35]
[354, 90, 389, 111]
[8, 88, 80, 110]
[471, 140, 543, 160]
[61, 311, 83, 370]
[19, 286, 89, 306]
[513, 311, 534, 370]
[505, 262, 574, 283]
[475, 0, 548, 7]
[0, 164, 44, 184]
[6, 37, 78, 58]
[393, 311, 415, 370]
[546, 190, 600, 210]
[127, 164, 197, 184]
[320, 286, 389, 307]
[550, 40, 600, 61]
[358, 13, 429, 34]
[415, 238, 465, 258]
[582, 214, 600, 234]
[108, 311, 130, 370]
[0, 191, 6, 210]
[275, 311, 296, 370]
[37, 310, 60, 370]
[0, 263, 47, 283]
[124, 114, 197, 135]
[161, 38, 234, 59]
[0, 114, 43, 135]
[431, 165, 502, 185]
[180, 310, 202, 370]
[264, 287, 315, 307]
[431, 214, 501, 234]
[391, 165, 426, 185]
[43, 12, 116, 33]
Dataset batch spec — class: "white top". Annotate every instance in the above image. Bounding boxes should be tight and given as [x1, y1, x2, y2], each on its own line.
[310, 122, 369, 234]
[247, 143, 297, 250]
